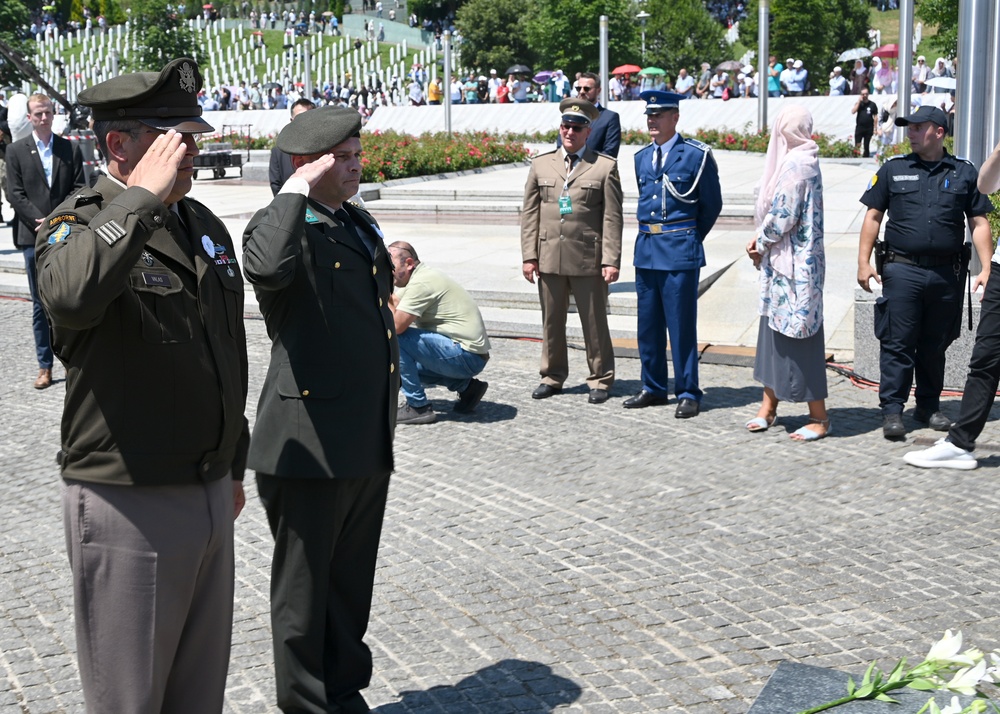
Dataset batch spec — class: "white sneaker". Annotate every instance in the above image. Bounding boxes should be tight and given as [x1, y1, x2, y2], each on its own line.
[903, 438, 978, 470]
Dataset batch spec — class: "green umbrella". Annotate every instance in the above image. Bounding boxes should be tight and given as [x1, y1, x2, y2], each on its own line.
[639, 67, 666, 76]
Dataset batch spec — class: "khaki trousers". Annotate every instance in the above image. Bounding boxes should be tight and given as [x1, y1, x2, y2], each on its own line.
[63, 476, 235, 714]
[538, 272, 615, 390]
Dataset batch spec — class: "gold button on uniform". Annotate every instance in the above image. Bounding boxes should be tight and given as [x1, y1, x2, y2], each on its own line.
[387, 329, 392, 339]
[334, 261, 341, 268]
[389, 364, 395, 373]
[372, 266, 377, 275]
[302, 389, 310, 396]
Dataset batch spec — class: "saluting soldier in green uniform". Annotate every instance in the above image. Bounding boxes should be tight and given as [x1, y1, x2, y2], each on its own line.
[34, 58, 249, 714]
[242, 106, 399, 714]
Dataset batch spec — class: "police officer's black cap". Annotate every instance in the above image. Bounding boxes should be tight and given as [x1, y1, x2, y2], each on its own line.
[559, 98, 598, 125]
[78, 58, 214, 133]
[895, 105, 948, 129]
[276, 106, 363, 155]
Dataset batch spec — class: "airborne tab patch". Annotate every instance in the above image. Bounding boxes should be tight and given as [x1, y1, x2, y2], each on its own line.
[48, 214, 78, 228]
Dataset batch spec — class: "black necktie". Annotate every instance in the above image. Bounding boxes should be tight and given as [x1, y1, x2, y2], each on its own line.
[655, 145, 663, 174]
[335, 208, 374, 258]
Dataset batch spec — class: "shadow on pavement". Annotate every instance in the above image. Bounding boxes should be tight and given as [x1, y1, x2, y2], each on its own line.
[431, 400, 518, 423]
[373, 659, 581, 714]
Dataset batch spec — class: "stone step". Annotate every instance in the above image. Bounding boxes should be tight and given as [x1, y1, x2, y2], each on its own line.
[364, 198, 755, 220]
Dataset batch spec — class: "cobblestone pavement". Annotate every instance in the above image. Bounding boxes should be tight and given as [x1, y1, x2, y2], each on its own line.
[2, 297, 1000, 714]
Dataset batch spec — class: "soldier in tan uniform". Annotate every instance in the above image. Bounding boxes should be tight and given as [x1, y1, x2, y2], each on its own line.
[34, 59, 249, 713]
[520, 97, 624, 404]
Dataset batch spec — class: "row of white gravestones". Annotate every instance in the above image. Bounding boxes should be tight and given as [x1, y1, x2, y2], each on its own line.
[29, 20, 428, 103]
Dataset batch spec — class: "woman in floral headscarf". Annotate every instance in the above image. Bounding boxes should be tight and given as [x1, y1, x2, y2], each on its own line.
[745, 106, 829, 441]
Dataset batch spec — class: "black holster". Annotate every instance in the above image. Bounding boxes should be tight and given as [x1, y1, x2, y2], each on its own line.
[873, 240, 887, 275]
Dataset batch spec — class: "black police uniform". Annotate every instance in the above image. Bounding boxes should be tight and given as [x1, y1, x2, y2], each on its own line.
[860, 151, 993, 416]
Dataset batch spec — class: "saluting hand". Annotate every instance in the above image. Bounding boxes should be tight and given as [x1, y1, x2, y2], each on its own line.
[128, 130, 187, 203]
[293, 153, 337, 187]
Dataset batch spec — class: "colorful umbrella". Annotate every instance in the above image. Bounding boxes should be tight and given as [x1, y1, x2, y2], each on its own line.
[533, 71, 553, 83]
[639, 67, 666, 76]
[611, 64, 642, 75]
[872, 44, 898, 58]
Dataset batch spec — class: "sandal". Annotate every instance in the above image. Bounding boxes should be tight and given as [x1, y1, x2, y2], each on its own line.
[790, 419, 830, 442]
[746, 414, 776, 432]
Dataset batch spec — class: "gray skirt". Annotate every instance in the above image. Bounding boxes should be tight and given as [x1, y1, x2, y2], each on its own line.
[753, 316, 828, 402]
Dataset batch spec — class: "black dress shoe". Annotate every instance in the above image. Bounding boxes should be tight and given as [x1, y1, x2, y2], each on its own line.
[622, 389, 670, 409]
[588, 388, 609, 404]
[913, 408, 952, 431]
[531, 383, 561, 399]
[675, 398, 700, 419]
[883, 413, 906, 438]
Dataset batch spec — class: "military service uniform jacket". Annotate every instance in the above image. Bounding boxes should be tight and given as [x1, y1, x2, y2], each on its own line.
[35, 176, 250, 486]
[521, 147, 623, 276]
[634, 135, 723, 271]
[242, 193, 398, 480]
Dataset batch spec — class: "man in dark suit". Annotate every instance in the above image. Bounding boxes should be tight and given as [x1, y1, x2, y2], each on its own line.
[555, 72, 621, 158]
[268, 97, 315, 195]
[6, 93, 84, 389]
[243, 106, 398, 714]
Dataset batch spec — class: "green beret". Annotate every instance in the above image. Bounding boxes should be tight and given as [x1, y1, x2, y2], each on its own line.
[276, 106, 362, 155]
[559, 98, 598, 125]
[78, 58, 213, 133]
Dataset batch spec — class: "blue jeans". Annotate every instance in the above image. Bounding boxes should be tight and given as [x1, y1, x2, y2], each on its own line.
[397, 328, 486, 407]
[23, 245, 53, 369]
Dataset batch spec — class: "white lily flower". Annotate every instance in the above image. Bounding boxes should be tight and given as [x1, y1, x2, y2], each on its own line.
[986, 652, 1000, 684]
[927, 631, 964, 663]
[925, 631, 981, 666]
[944, 660, 988, 696]
[940, 696, 964, 714]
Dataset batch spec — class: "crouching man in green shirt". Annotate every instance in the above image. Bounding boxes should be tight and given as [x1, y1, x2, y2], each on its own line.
[388, 240, 491, 424]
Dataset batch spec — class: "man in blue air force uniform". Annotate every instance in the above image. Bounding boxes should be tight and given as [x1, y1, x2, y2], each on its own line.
[623, 90, 723, 418]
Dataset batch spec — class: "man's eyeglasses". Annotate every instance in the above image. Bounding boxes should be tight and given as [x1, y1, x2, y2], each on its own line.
[560, 124, 586, 132]
[574, 85, 596, 92]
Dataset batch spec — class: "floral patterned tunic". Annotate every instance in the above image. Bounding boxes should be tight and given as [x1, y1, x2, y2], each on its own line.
[755, 156, 825, 340]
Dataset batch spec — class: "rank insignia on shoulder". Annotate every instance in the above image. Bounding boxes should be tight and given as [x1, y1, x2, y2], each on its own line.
[685, 137, 711, 151]
[95, 220, 126, 246]
[48, 214, 77, 228]
[866, 174, 878, 191]
[48, 222, 72, 244]
[141, 250, 155, 266]
[71, 192, 102, 207]
[305, 208, 321, 224]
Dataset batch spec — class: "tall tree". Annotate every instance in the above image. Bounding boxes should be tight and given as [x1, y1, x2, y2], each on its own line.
[455, 0, 534, 75]
[0, 0, 32, 86]
[521, 0, 637, 76]
[741, 0, 871, 91]
[127, 0, 204, 71]
[641, 0, 729, 78]
[917, 0, 958, 59]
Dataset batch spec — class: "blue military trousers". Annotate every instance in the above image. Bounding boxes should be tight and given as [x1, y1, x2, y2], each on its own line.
[635, 267, 702, 401]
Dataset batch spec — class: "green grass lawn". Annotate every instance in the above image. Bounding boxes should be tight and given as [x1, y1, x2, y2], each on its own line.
[868, 7, 939, 50]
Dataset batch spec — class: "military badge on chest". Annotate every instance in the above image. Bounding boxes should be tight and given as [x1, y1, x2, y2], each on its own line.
[201, 234, 238, 277]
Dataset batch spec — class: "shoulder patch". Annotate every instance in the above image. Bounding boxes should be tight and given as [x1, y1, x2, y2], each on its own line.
[48, 222, 73, 244]
[48, 214, 78, 228]
[866, 174, 878, 191]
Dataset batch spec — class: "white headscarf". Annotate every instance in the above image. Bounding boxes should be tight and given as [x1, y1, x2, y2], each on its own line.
[755, 106, 820, 275]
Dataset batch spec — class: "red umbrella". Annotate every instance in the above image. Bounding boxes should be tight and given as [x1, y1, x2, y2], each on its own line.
[612, 64, 642, 75]
[872, 44, 898, 58]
